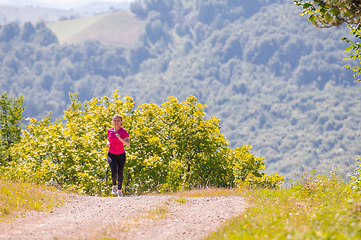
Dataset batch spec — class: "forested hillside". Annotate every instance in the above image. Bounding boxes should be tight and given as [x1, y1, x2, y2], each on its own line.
[0, 0, 360, 179]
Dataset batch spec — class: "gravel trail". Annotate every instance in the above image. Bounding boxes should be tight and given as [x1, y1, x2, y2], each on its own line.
[0, 194, 245, 240]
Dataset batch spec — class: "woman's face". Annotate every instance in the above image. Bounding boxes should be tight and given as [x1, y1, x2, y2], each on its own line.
[112, 117, 122, 128]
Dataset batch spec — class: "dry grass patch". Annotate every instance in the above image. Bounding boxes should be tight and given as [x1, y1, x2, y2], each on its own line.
[0, 179, 67, 222]
[169, 187, 242, 197]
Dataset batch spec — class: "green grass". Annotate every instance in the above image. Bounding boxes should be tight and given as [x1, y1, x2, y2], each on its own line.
[172, 196, 188, 203]
[205, 174, 361, 240]
[145, 204, 170, 220]
[0, 179, 67, 222]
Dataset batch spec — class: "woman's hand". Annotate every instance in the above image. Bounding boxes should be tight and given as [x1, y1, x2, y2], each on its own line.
[116, 134, 130, 147]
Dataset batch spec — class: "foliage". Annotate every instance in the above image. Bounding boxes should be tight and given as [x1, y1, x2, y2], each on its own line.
[130, 0, 148, 20]
[125, 95, 231, 192]
[342, 25, 361, 81]
[3, 91, 133, 195]
[0, 91, 24, 165]
[126, 96, 284, 193]
[293, 0, 361, 27]
[2, 91, 283, 195]
[206, 173, 361, 240]
[0, 179, 67, 222]
[0, 21, 57, 45]
[294, 0, 361, 81]
[350, 157, 361, 191]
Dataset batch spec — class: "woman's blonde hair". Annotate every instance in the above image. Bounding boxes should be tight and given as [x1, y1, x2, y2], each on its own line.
[112, 114, 124, 127]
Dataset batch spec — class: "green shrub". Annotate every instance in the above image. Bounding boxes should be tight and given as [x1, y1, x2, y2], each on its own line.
[3, 91, 284, 195]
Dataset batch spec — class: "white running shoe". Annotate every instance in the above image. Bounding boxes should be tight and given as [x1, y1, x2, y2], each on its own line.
[111, 186, 117, 195]
[117, 190, 123, 197]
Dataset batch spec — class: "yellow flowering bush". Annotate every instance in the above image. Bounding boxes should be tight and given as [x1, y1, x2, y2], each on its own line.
[3, 91, 284, 195]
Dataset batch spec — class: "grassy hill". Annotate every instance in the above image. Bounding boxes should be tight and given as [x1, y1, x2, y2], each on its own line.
[46, 10, 145, 48]
[46, 13, 107, 43]
[0, 5, 88, 25]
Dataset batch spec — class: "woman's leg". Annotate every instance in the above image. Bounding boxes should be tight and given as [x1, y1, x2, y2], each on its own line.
[116, 153, 126, 190]
[107, 152, 118, 187]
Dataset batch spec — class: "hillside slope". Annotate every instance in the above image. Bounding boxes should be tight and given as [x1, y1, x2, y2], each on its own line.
[46, 10, 145, 48]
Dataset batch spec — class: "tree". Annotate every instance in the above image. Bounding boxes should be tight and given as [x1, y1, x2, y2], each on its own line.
[33, 22, 58, 46]
[294, 0, 361, 27]
[125, 95, 231, 192]
[0, 92, 24, 165]
[294, 0, 361, 81]
[130, 0, 148, 19]
[20, 22, 35, 42]
[0, 22, 20, 42]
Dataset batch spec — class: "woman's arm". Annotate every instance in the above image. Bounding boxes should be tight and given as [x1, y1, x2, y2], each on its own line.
[116, 134, 130, 147]
[120, 137, 130, 147]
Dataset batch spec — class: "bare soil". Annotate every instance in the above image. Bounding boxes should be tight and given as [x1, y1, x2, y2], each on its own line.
[0, 194, 245, 240]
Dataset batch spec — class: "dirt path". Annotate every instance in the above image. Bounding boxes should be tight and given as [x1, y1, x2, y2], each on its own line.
[0, 195, 245, 240]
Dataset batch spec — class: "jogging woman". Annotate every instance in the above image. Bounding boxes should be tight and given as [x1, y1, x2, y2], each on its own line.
[106, 114, 130, 197]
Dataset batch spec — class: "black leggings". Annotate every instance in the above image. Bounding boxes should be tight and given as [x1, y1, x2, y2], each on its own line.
[107, 152, 126, 190]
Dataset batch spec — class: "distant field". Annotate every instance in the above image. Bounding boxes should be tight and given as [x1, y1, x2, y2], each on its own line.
[46, 13, 107, 43]
[0, 5, 88, 24]
[47, 10, 145, 48]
